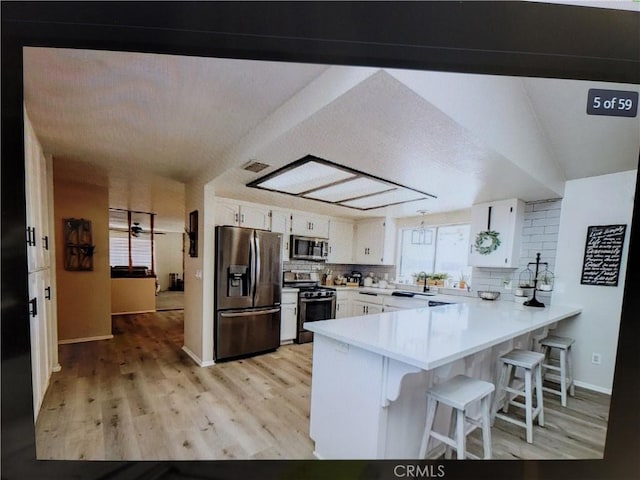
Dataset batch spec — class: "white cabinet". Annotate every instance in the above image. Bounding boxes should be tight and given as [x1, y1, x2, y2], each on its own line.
[468, 198, 525, 268]
[291, 212, 330, 238]
[280, 291, 298, 344]
[269, 209, 291, 260]
[353, 218, 396, 265]
[24, 107, 56, 423]
[214, 199, 271, 230]
[351, 297, 384, 316]
[327, 218, 354, 264]
[28, 269, 53, 421]
[24, 109, 51, 273]
[335, 289, 354, 319]
[335, 300, 350, 319]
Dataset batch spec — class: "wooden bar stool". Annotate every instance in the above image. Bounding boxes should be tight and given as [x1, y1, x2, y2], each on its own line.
[491, 349, 545, 444]
[539, 335, 575, 407]
[419, 375, 494, 460]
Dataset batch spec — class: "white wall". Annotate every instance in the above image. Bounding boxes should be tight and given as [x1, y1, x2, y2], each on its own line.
[182, 180, 216, 367]
[155, 232, 184, 291]
[552, 170, 636, 393]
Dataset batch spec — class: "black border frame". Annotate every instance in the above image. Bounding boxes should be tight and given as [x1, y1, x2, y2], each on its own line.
[2, 2, 639, 480]
[246, 154, 437, 211]
[580, 224, 628, 287]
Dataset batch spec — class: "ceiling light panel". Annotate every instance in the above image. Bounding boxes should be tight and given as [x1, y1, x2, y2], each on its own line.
[304, 177, 393, 202]
[258, 161, 355, 194]
[340, 188, 424, 209]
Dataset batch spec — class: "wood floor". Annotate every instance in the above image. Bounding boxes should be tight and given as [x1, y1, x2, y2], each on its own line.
[35, 310, 610, 460]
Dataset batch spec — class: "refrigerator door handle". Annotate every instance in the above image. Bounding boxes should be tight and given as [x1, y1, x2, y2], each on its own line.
[254, 233, 261, 301]
[249, 231, 256, 301]
[219, 307, 280, 318]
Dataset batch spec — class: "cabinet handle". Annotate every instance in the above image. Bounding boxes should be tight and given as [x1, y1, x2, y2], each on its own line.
[336, 304, 340, 311]
[470, 244, 473, 254]
[45, 286, 51, 300]
[294, 307, 297, 315]
[487, 206, 493, 230]
[43, 235, 49, 250]
[329, 246, 332, 253]
[26, 226, 36, 247]
[241, 213, 245, 223]
[29, 297, 38, 317]
[235, 213, 239, 223]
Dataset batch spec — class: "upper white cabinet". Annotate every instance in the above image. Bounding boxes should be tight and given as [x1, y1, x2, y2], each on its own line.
[468, 198, 525, 268]
[353, 218, 396, 265]
[214, 199, 271, 230]
[327, 218, 354, 264]
[269, 209, 291, 260]
[290, 212, 329, 238]
[24, 109, 51, 273]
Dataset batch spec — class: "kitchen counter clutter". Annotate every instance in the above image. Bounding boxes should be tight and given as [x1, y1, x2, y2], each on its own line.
[305, 300, 582, 459]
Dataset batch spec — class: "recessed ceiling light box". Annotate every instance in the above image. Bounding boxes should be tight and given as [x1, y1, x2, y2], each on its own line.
[247, 155, 436, 210]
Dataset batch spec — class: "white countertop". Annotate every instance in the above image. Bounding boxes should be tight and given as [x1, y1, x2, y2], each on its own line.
[304, 301, 582, 371]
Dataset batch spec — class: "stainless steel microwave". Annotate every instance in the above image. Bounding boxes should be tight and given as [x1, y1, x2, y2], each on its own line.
[290, 235, 329, 261]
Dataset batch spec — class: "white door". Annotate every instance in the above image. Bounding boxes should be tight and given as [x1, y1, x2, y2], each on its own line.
[240, 204, 270, 230]
[336, 300, 350, 319]
[468, 201, 513, 267]
[328, 219, 354, 264]
[270, 209, 291, 260]
[280, 304, 298, 343]
[215, 200, 240, 227]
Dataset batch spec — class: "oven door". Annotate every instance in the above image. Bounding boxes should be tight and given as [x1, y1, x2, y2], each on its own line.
[296, 296, 336, 343]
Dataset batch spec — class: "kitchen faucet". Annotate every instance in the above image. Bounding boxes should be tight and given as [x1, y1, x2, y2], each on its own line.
[417, 271, 429, 292]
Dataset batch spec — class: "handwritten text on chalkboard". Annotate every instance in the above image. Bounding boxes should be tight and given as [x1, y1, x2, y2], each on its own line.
[580, 224, 627, 286]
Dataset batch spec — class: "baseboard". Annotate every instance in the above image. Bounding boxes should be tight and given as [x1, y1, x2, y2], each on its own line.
[58, 334, 114, 345]
[574, 380, 612, 395]
[52, 363, 62, 372]
[182, 345, 215, 367]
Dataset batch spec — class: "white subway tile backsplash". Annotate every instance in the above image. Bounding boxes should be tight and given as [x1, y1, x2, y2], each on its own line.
[471, 198, 562, 305]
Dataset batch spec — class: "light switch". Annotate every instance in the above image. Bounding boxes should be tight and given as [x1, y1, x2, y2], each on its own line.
[195, 269, 203, 279]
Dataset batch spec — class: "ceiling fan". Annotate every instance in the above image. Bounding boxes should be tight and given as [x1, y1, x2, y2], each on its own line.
[130, 222, 143, 237]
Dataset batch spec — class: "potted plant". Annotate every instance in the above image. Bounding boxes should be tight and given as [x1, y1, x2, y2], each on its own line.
[458, 273, 467, 290]
[428, 273, 448, 287]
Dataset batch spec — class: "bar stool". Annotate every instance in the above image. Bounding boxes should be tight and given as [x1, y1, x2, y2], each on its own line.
[539, 335, 575, 407]
[419, 375, 494, 460]
[491, 349, 545, 444]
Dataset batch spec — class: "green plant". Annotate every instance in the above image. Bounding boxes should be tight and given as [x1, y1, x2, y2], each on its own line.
[428, 273, 448, 280]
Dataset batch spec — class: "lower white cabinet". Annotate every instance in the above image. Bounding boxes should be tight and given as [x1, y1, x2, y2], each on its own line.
[281, 291, 298, 344]
[351, 299, 384, 316]
[335, 300, 350, 319]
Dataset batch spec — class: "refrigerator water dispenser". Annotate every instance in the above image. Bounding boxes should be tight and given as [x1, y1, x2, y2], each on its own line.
[227, 265, 248, 297]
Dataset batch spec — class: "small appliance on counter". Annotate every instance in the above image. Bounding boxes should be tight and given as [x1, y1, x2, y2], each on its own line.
[348, 271, 363, 286]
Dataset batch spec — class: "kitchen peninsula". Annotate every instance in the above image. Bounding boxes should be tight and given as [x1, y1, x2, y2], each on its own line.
[304, 300, 582, 459]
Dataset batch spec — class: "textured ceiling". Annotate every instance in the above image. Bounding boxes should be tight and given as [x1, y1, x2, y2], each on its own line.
[23, 47, 639, 229]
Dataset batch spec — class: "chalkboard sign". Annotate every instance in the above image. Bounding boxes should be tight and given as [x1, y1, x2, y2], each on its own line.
[580, 224, 627, 286]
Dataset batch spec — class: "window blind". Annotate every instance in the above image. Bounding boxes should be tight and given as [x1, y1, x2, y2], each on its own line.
[109, 230, 154, 268]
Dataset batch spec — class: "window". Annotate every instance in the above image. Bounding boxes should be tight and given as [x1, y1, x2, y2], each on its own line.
[109, 230, 154, 269]
[397, 224, 471, 284]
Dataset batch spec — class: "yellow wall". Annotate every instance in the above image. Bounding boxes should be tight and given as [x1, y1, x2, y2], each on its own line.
[111, 278, 156, 314]
[53, 170, 111, 341]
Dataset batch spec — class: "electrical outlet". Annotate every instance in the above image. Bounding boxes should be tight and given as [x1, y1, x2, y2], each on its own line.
[591, 353, 602, 365]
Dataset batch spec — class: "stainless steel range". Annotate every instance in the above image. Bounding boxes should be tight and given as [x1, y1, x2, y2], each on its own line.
[283, 271, 336, 344]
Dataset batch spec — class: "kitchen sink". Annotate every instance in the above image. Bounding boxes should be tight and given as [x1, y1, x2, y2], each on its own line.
[391, 290, 436, 297]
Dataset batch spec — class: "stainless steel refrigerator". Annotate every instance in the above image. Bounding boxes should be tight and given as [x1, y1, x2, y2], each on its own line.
[214, 226, 282, 361]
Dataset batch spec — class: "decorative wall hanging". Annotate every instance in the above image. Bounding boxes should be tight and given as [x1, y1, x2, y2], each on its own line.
[188, 210, 198, 257]
[63, 218, 95, 271]
[580, 224, 626, 286]
[474, 230, 501, 255]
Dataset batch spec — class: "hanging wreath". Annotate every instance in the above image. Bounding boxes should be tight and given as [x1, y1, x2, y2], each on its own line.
[474, 230, 501, 255]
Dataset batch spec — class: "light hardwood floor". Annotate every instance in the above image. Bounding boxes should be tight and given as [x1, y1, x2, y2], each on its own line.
[36, 311, 610, 460]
